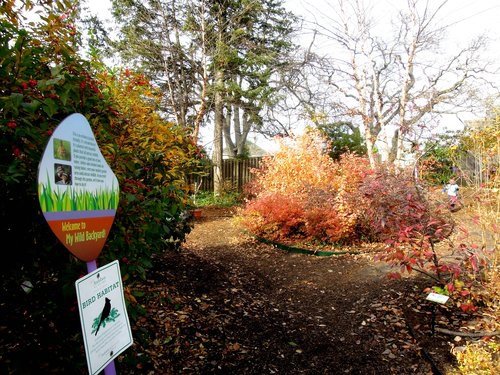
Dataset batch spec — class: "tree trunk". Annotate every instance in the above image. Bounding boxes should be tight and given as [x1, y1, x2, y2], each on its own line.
[363, 126, 377, 168]
[213, 69, 224, 196]
[233, 104, 242, 155]
[395, 130, 405, 167]
[238, 110, 252, 155]
[223, 105, 236, 157]
[388, 129, 399, 164]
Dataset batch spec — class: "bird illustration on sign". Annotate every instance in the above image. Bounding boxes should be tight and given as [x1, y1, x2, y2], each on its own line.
[92, 298, 120, 336]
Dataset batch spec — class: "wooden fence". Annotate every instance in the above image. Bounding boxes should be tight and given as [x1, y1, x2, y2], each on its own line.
[189, 157, 263, 192]
[456, 152, 498, 186]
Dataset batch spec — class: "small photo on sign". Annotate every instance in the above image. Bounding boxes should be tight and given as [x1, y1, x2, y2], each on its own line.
[53, 138, 71, 161]
[54, 164, 72, 185]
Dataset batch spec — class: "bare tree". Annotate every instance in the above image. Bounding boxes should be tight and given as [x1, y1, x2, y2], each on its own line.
[307, 0, 493, 167]
[256, 29, 349, 140]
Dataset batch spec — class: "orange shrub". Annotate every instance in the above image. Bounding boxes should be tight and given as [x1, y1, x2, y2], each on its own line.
[252, 130, 338, 199]
[304, 207, 348, 242]
[242, 129, 371, 243]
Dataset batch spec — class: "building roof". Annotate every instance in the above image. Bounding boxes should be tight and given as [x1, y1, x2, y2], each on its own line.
[223, 139, 271, 159]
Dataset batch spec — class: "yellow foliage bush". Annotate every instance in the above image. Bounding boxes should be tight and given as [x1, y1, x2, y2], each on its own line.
[451, 342, 500, 375]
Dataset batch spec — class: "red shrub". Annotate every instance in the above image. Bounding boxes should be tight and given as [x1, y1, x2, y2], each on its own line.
[301, 185, 361, 243]
[304, 206, 355, 243]
[242, 193, 306, 241]
[357, 168, 451, 242]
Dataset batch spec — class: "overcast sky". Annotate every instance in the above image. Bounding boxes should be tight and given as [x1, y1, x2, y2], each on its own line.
[83, 0, 500, 149]
[285, 0, 500, 127]
[85, 0, 500, 51]
[287, 0, 500, 61]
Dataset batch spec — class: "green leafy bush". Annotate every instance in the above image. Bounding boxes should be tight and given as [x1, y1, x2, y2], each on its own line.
[0, 3, 203, 371]
[96, 68, 200, 280]
[418, 131, 460, 185]
[0, 11, 197, 282]
[318, 121, 367, 161]
[1, 9, 111, 280]
[0, 6, 114, 372]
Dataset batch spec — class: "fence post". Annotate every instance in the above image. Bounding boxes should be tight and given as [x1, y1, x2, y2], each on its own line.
[190, 157, 263, 193]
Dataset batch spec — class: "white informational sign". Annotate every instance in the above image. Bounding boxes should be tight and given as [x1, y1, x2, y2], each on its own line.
[426, 292, 450, 304]
[75, 260, 133, 375]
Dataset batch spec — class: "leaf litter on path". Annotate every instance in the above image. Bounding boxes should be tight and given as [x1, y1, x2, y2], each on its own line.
[122, 207, 464, 374]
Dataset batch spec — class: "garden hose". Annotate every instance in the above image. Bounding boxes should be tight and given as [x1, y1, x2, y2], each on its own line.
[253, 235, 361, 257]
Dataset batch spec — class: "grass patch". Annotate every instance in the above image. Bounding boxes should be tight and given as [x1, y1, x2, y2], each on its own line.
[193, 191, 242, 208]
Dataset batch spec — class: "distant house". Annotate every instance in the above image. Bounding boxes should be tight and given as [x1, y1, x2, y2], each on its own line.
[222, 133, 280, 159]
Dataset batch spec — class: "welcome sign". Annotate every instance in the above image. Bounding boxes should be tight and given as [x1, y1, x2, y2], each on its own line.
[37, 114, 119, 261]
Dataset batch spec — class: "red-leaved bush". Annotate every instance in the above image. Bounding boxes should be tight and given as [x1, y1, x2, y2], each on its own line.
[358, 169, 497, 313]
[243, 129, 494, 314]
[357, 168, 452, 242]
[304, 207, 348, 242]
[243, 193, 306, 241]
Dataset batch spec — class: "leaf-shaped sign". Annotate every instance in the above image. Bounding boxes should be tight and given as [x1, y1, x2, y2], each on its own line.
[37, 114, 119, 261]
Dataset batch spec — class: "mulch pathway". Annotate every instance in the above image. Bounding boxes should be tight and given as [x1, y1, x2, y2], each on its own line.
[122, 207, 461, 374]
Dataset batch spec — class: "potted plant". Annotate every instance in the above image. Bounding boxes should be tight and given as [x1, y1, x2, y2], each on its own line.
[192, 207, 203, 219]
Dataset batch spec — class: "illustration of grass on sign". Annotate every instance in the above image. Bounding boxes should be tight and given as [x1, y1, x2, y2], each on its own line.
[38, 177, 119, 212]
